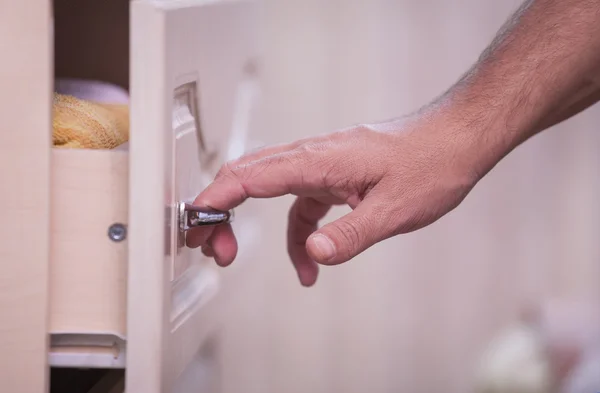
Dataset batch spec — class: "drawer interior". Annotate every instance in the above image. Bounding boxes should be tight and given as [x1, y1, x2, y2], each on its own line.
[53, 0, 131, 150]
[51, 369, 124, 393]
[50, 0, 131, 379]
[54, 0, 129, 90]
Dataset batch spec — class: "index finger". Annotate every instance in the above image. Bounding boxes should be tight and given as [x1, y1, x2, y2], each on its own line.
[193, 149, 323, 211]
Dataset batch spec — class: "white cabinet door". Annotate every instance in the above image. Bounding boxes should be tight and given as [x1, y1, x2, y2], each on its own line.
[127, 1, 260, 392]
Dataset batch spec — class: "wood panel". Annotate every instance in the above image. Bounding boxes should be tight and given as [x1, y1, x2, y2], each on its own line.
[50, 149, 128, 336]
[127, 1, 259, 392]
[0, 1, 53, 392]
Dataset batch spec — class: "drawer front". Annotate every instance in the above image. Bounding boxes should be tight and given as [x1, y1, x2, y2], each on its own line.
[127, 1, 260, 392]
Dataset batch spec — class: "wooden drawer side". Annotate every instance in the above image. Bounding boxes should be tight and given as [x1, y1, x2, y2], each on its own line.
[50, 149, 129, 337]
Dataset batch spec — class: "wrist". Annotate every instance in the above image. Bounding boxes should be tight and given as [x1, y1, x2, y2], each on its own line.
[432, 66, 553, 178]
[415, 91, 518, 185]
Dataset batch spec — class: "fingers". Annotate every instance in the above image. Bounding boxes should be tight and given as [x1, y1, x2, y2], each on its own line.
[186, 227, 214, 248]
[194, 149, 325, 212]
[287, 197, 332, 287]
[187, 223, 237, 266]
[194, 135, 337, 212]
[306, 197, 392, 265]
[201, 244, 215, 257]
[207, 223, 238, 266]
[230, 138, 309, 167]
[191, 140, 324, 268]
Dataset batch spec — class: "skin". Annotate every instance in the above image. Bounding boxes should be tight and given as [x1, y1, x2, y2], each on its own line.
[188, 0, 600, 287]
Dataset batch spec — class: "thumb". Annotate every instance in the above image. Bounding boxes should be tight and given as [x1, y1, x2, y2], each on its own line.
[306, 200, 391, 265]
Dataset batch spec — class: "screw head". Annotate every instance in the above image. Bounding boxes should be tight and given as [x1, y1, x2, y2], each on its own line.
[108, 223, 127, 242]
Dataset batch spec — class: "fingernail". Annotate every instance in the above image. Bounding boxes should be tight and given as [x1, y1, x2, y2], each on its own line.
[309, 234, 336, 262]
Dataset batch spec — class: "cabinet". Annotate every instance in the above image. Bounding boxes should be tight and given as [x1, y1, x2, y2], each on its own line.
[0, 1, 260, 392]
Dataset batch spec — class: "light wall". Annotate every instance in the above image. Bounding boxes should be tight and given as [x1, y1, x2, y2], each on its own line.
[218, 1, 600, 393]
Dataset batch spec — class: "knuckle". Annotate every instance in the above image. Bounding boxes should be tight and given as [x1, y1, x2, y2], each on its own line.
[215, 161, 237, 179]
[226, 152, 304, 190]
[295, 140, 329, 155]
[332, 216, 367, 250]
[354, 123, 373, 134]
[259, 153, 296, 177]
[269, 152, 311, 186]
[224, 160, 242, 175]
[212, 161, 249, 201]
[222, 159, 258, 183]
[350, 123, 377, 138]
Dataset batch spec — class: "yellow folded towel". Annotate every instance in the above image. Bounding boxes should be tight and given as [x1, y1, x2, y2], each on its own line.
[53, 93, 129, 149]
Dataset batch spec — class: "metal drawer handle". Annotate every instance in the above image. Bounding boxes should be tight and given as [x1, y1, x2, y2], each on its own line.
[178, 203, 234, 232]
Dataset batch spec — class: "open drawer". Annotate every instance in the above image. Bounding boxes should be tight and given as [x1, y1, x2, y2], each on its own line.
[0, 0, 260, 392]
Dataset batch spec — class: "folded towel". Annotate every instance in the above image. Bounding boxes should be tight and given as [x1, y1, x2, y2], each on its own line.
[53, 93, 129, 149]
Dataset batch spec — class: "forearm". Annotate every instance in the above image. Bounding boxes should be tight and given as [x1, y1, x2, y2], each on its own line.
[442, 0, 600, 175]
[533, 76, 600, 132]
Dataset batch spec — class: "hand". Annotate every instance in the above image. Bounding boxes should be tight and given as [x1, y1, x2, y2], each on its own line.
[188, 111, 485, 286]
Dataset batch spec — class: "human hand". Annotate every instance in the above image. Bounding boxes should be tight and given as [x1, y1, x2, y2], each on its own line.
[188, 110, 489, 286]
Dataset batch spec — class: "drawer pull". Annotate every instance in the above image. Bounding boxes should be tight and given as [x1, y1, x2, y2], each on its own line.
[178, 202, 234, 232]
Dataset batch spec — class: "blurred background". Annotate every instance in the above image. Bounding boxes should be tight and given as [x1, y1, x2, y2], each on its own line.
[215, 1, 600, 393]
